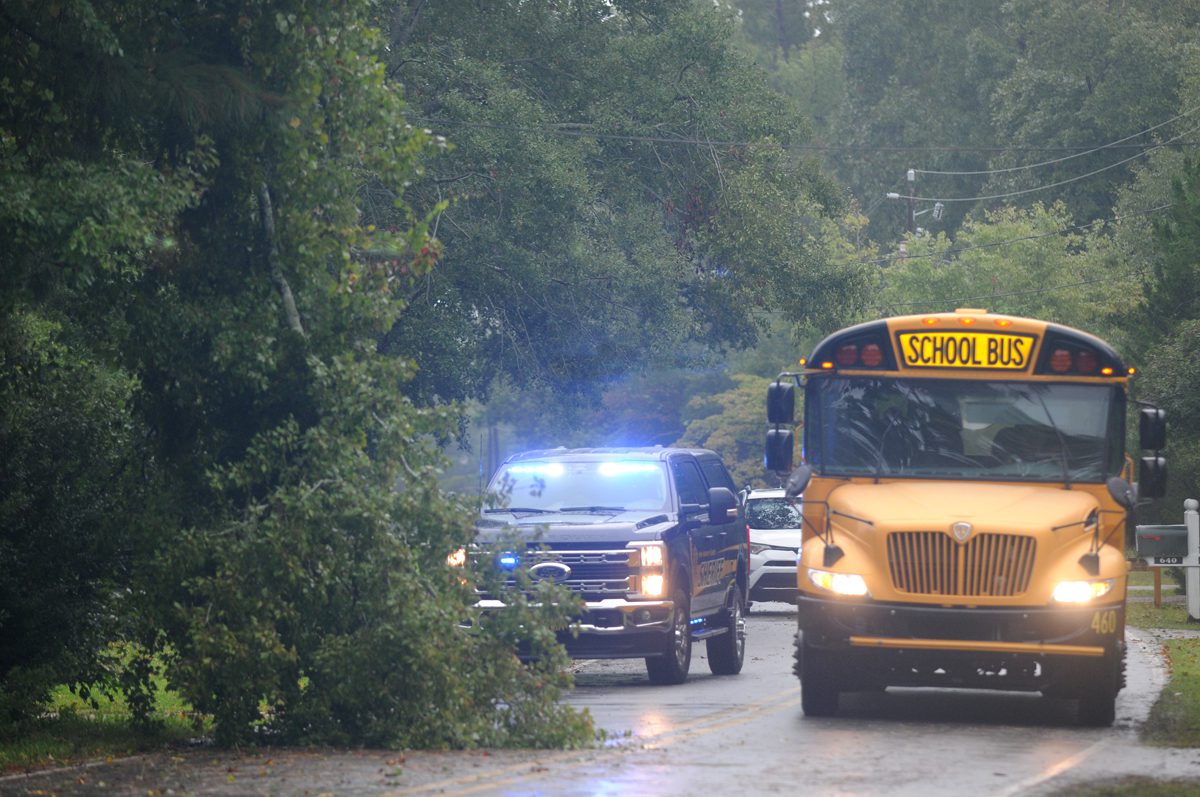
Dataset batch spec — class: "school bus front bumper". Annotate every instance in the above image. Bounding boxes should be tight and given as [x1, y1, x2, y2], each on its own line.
[797, 594, 1121, 657]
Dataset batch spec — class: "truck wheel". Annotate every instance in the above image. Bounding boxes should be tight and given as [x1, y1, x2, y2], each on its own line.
[1077, 649, 1121, 727]
[646, 583, 692, 685]
[707, 586, 746, 675]
[795, 632, 839, 717]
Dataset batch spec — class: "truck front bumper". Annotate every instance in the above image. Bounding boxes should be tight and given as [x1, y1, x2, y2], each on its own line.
[475, 597, 676, 659]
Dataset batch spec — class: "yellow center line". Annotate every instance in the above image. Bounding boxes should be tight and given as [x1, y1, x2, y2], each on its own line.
[377, 686, 801, 797]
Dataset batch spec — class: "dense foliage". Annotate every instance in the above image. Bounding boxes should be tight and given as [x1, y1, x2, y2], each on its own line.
[385, 0, 864, 406]
[742, 0, 1200, 243]
[0, 0, 589, 746]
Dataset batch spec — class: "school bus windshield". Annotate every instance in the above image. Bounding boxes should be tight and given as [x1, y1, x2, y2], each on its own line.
[807, 377, 1124, 483]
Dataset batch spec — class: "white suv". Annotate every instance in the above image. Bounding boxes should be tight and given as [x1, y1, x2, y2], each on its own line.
[744, 488, 803, 605]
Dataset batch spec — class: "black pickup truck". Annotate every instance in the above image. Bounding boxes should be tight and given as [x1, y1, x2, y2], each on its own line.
[475, 447, 748, 684]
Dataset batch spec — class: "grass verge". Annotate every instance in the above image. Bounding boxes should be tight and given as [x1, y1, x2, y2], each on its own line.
[1142, 637, 1200, 747]
[1048, 777, 1200, 796]
[1126, 601, 1199, 631]
[1128, 595, 1200, 748]
[0, 681, 207, 774]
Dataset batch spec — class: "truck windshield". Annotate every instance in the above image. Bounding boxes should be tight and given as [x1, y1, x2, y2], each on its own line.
[485, 460, 671, 513]
[808, 377, 1123, 483]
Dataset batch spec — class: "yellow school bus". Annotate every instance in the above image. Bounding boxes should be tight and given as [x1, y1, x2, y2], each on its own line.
[764, 309, 1167, 725]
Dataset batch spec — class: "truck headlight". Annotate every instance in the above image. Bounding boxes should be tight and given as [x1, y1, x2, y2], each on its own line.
[629, 542, 667, 597]
[1052, 578, 1115, 603]
[808, 568, 869, 597]
[641, 573, 666, 598]
[638, 542, 665, 568]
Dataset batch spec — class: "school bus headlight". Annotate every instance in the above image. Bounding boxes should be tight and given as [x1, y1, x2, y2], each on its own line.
[447, 547, 467, 568]
[808, 568, 869, 597]
[641, 573, 666, 598]
[1052, 578, 1114, 603]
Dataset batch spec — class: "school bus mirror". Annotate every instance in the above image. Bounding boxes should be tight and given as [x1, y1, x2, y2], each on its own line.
[1135, 524, 1188, 558]
[1139, 406, 1166, 451]
[784, 465, 812, 499]
[1106, 476, 1135, 509]
[767, 381, 795, 425]
[1138, 456, 1167, 499]
[765, 427, 794, 472]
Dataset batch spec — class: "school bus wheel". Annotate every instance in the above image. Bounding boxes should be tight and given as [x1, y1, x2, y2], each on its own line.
[795, 632, 839, 717]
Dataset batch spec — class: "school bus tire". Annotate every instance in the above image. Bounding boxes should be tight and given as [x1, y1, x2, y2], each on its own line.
[796, 632, 839, 717]
[1077, 648, 1121, 727]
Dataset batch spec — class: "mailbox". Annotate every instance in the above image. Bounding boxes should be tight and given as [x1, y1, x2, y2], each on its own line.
[1136, 525, 1189, 558]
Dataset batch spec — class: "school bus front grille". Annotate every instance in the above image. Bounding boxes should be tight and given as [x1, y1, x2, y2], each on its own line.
[886, 531, 1036, 597]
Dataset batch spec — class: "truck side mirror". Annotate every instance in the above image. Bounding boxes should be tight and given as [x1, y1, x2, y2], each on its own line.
[767, 381, 795, 425]
[1139, 456, 1167, 499]
[1140, 406, 1166, 451]
[766, 427, 794, 472]
[707, 487, 738, 524]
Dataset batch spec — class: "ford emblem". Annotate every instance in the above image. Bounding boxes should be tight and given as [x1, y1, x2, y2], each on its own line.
[528, 561, 572, 582]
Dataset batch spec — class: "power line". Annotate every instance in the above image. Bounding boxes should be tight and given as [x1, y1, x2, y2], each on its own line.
[913, 106, 1200, 177]
[413, 117, 1200, 154]
[888, 124, 1200, 203]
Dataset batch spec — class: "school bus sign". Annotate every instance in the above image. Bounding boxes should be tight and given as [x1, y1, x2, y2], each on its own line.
[897, 330, 1036, 370]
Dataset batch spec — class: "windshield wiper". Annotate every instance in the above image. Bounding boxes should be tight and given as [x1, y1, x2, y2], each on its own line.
[483, 507, 554, 514]
[874, 412, 902, 483]
[1028, 387, 1072, 489]
[559, 505, 626, 514]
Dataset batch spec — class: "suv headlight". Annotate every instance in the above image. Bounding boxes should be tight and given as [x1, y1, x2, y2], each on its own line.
[751, 542, 798, 555]
[808, 568, 869, 597]
[1052, 578, 1115, 603]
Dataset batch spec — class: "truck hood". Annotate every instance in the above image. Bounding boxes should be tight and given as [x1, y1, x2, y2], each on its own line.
[475, 511, 674, 545]
[827, 481, 1099, 534]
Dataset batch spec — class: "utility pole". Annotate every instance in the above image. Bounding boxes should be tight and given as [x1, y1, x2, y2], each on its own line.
[906, 168, 916, 235]
[888, 170, 938, 238]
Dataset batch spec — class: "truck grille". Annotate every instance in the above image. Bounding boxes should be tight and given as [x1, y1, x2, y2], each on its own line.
[886, 531, 1036, 597]
[526, 547, 632, 599]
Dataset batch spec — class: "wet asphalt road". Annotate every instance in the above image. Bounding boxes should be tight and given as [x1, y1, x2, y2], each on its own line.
[494, 604, 1200, 797]
[5, 605, 1200, 796]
